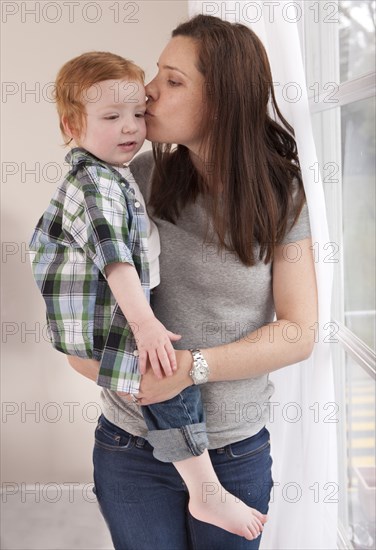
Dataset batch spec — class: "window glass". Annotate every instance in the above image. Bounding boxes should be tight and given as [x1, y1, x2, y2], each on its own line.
[342, 97, 376, 351]
[339, 1, 376, 82]
[305, 2, 376, 547]
[345, 353, 375, 548]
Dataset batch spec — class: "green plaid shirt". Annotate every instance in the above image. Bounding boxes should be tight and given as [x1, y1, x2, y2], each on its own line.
[29, 148, 150, 394]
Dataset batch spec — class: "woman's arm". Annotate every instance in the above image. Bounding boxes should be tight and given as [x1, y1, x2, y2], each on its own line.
[138, 237, 317, 404]
[68, 237, 317, 404]
[205, 236, 318, 379]
[67, 355, 100, 382]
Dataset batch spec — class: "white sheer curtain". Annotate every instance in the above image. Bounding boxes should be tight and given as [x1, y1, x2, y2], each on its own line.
[188, 2, 338, 548]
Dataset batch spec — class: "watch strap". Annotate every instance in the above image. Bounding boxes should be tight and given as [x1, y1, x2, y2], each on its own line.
[189, 349, 210, 385]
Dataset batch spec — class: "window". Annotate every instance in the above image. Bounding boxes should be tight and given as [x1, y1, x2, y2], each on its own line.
[303, 1, 376, 548]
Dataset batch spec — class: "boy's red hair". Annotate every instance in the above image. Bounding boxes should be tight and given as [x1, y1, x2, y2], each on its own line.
[54, 51, 144, 145]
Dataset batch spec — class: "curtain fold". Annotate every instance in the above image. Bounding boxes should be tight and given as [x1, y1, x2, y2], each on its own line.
[188, 2, 338, 548]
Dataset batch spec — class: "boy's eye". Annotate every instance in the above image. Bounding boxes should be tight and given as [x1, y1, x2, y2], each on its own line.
[135, 112, 145, 118]
[104, 115, 118, 120]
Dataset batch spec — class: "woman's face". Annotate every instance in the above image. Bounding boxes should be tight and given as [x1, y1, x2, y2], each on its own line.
[145, 36, 206, 156]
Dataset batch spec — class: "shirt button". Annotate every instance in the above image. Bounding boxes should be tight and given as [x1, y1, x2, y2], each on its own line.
[134, 201, 141, 208]
[133, 350, 139, 357]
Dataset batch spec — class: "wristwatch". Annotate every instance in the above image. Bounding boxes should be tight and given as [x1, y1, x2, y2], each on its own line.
[189, 349, 210, 385]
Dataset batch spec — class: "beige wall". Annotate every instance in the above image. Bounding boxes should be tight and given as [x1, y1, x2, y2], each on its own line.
[1, 0, 188, 484]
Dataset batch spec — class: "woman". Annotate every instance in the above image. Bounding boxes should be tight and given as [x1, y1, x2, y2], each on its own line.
[69, 14, 317, 550]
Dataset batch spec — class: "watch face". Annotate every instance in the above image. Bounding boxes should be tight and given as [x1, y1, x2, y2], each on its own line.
[190, 350, 209, 384]
[197, 366, 207, 380]
[195, 362, 208, 382]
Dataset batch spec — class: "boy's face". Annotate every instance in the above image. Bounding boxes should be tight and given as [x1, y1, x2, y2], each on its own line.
[77, 79, 146, 165]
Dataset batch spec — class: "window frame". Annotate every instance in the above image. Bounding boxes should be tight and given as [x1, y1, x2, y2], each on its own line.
[301, 1, 376, 547]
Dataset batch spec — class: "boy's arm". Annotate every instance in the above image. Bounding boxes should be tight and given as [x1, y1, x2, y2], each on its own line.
[105, 262, 180, 378]
[62, 166, 180, 380]
[105, 262, 154, 326]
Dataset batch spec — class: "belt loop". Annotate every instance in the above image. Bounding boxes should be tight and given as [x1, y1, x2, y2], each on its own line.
[216, 447, 225, 454]
[135, 436, 146, 448]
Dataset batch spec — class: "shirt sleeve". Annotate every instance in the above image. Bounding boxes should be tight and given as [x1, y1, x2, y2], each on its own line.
[281, 181, 312, 245]
[62, 169, 134, 274]
[281, 201, 311, 244]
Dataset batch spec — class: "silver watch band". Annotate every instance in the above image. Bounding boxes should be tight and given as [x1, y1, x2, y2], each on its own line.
[189, 349, 210, 385]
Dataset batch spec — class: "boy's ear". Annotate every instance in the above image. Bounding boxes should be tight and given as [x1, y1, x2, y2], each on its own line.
[61, 116, 76, 139]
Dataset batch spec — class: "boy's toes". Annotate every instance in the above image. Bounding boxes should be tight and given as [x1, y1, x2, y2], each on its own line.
[245, 523, 259, 540]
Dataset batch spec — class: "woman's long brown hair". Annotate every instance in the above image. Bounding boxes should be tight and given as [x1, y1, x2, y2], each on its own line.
[149, 15, 306, 266]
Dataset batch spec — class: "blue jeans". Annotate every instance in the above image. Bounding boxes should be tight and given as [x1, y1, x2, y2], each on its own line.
[93, 414, 273, 550]
[143, 386, 208, 462]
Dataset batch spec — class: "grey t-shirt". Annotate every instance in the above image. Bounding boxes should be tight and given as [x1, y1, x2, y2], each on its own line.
[100, 151, 312, 448]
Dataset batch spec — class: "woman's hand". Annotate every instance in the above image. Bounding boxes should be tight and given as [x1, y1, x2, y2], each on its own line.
[67, 350, 193, 406]
[136, 349, 193, 405]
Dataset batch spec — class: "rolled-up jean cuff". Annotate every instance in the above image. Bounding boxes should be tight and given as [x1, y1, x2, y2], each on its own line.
[147, 422, 209, 463]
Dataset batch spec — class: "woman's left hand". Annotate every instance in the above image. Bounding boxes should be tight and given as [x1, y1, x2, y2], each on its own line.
[136, 349, 193, 405]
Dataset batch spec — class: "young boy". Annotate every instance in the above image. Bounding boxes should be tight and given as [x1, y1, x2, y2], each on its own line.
[29, 52, 266, 540]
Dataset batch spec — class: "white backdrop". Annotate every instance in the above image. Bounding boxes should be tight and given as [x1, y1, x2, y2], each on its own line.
[188, 2, 338, 549]
[1, 0, 188, 484]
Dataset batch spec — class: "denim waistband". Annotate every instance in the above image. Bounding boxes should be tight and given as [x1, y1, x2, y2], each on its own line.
[100, 414, 268, 455]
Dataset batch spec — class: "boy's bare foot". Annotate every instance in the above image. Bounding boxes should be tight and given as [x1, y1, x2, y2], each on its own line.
[189, 489, 267, 540]
[173, 451, 267, 539]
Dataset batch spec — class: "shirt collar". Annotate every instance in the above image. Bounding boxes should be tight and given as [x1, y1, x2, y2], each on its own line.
[65, 148, 135, 192]
[65, 147, 110, 169]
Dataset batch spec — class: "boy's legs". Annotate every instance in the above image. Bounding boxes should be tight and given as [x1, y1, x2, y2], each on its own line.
[140, 388, 267, 540]
[141, 386, 208, 462]
[93, 415, 272, 550]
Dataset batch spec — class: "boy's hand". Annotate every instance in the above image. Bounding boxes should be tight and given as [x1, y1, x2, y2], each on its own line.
[135, 317, 181, 378]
